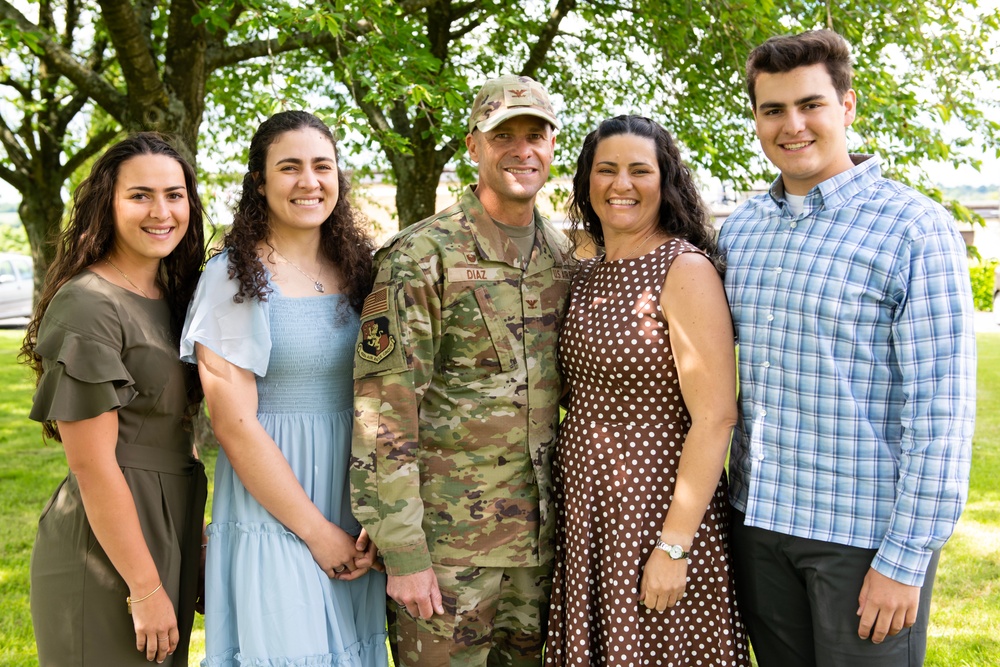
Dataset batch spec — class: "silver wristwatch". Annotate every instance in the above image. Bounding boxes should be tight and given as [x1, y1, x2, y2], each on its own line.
[654, 539, 689, 560]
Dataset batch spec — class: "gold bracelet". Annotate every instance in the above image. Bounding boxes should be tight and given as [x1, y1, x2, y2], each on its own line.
[127, 582, 162, 615]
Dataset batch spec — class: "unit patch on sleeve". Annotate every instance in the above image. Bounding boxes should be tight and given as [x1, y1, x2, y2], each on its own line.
[358, 316, 395, 363]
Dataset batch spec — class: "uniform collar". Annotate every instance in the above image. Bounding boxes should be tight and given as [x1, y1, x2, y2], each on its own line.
[461, 185, 565, 272]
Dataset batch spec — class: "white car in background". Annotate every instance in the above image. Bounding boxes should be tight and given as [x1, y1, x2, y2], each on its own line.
[0, 252, 34, 320]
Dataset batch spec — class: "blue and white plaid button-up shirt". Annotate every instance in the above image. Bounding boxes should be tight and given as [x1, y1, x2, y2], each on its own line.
[718, 155, 976, 587]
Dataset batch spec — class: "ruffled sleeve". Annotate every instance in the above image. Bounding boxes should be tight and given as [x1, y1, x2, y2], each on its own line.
[180, 251, 272, 376]
[29, 282, 138, 423]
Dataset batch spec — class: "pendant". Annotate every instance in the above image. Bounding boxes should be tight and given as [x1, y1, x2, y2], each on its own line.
[314, 281, 325, 293]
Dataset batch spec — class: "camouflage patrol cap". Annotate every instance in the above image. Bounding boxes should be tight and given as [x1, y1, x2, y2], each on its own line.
[468, 75, 560, 134]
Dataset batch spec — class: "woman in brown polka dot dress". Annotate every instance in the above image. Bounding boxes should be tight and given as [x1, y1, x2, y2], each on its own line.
[544, 116, 750, 667]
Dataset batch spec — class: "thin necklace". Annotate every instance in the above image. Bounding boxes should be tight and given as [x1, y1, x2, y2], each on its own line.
[611, 229, 660, 262]
[272, 248, 324, 293]
[104, 258, 151, 298]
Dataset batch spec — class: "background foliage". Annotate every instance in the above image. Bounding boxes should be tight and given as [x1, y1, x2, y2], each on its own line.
[970, 259, 998, 311]
[1, 0, 999, 290]
[0, 222, 29, 253]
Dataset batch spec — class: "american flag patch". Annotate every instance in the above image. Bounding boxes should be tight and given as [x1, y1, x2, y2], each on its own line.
[361, 287, 389, 319]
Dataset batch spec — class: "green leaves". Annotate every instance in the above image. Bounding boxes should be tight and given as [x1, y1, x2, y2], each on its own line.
[2, 0, 998, 233]
[192, 4, 234, 33]
[0, 17, 43, 54]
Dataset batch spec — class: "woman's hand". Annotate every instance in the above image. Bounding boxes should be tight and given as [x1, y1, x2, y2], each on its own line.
[198, 344, 368, 581]
[335, 528, 381, 581]
[131, 586, 179, 663]
[639, 550, 689, 612]
[360, 528, 386, 573]
[195, 540, 207, 615]
[305, 519, 364, 579]
[58, 414, 181, 662]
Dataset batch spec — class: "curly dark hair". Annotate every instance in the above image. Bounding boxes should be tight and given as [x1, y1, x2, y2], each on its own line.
[222, 110, 374, 314]
[20, 132, 206, 439]
[746, 29, 854, 110]
[567, 115, 717, 262]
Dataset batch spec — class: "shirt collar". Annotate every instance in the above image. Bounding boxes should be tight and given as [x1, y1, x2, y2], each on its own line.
[768, 154, 882, 211]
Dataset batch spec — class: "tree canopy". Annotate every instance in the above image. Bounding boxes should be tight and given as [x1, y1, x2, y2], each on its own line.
[1, 0, 424, 280]
[0, 0, 119, 291]
[1, 0, 998, 290]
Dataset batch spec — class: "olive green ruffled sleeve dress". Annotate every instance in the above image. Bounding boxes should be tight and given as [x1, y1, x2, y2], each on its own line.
[28, 271, 207, 667]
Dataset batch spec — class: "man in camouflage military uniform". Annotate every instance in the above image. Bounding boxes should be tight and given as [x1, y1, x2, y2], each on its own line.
[351, 74, 573, 666]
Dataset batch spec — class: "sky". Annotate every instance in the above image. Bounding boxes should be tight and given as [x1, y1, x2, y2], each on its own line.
[932, 159, 1000, 189]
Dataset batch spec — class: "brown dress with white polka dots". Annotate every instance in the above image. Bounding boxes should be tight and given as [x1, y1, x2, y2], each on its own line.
[544, 239, 750, 667]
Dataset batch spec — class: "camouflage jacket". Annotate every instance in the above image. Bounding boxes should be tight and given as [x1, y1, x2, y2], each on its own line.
[351, 186, 573, 576]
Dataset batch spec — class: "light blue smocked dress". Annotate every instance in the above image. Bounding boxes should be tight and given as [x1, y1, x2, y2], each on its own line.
[181, 251, 387, 667]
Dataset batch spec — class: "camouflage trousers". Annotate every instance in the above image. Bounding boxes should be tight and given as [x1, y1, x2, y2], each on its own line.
[389, 563, 551, 667]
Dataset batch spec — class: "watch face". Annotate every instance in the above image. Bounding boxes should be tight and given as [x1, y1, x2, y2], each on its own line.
[668, 545, 683, 559]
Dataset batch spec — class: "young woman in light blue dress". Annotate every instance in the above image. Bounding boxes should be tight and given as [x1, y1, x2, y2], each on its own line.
[181, 111, 387, 666]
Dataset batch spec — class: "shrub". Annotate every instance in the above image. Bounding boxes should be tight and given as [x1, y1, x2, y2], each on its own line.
[0, 222, 30, 254]
[970, 259, 998, 311]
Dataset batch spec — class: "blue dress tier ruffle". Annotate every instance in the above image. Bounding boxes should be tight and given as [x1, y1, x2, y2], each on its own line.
[182, 252, 387, 667]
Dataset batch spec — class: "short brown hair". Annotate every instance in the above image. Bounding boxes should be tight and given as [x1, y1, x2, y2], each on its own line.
[746, 29, 854, 109]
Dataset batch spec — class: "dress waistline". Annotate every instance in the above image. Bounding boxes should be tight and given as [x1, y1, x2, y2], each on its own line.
[116, 442, 202, 476]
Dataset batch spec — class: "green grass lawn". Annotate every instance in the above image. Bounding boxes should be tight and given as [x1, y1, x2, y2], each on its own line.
[1, 328, 998, 665]
[925, 332, 1000, 666]
[0, 328, 216, 666]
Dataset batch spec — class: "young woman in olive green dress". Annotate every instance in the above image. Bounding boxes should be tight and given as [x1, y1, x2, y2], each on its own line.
[21, 133, 206, 666]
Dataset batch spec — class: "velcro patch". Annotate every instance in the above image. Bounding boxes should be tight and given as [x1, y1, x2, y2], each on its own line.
[357, 316, 396, 363]
[447, 267, 502, 282]
[552, 268, 573, 281]
[503, 83, 535, 107]
[361, 287, 390, 319]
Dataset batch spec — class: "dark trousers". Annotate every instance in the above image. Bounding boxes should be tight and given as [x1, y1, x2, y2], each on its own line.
[731, 509, 938, 667]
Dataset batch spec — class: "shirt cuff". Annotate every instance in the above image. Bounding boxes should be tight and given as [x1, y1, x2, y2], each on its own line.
[381, 540, 433, 576]
[872, 534, 934, 587]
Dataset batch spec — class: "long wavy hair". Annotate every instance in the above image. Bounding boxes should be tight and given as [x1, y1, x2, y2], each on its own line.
[21, 132, 206, 439]
[566, 115, 718, 266]
[222, 110, 374, 314]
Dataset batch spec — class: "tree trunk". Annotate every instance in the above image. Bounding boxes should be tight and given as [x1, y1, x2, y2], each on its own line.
[95, 0, 207, 164]
[18, 186, 64, 304]
[394, 156, 449, 228]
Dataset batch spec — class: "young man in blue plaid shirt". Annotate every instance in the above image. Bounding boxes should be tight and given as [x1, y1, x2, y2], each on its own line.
[718, 29, 976, 666]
